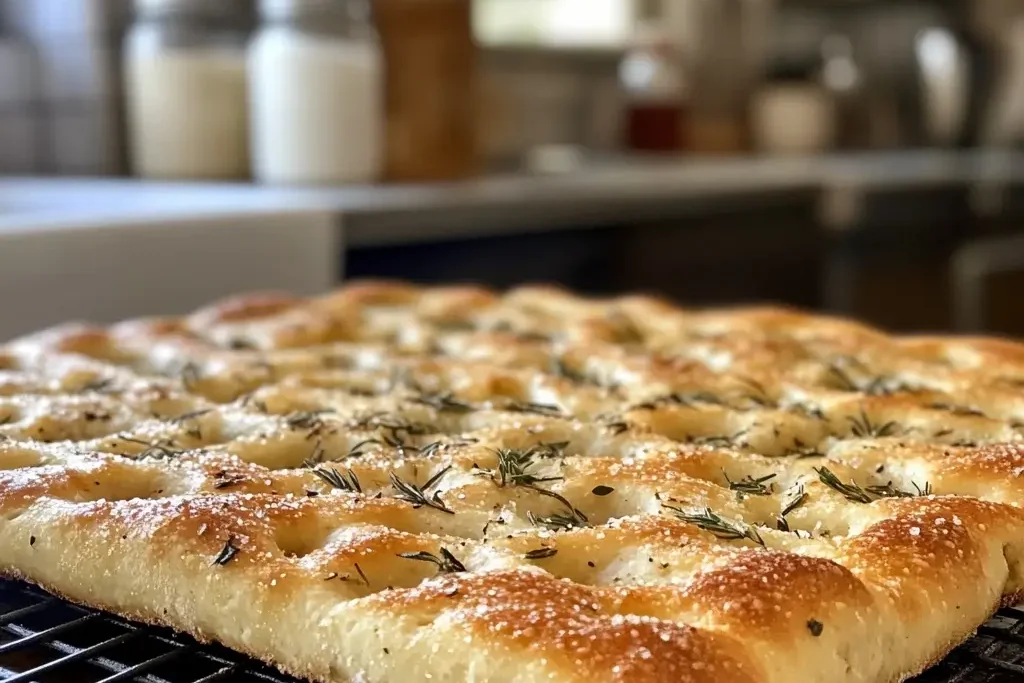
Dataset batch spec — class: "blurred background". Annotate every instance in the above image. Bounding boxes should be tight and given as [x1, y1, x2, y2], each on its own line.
[3, 0, 1024, 339]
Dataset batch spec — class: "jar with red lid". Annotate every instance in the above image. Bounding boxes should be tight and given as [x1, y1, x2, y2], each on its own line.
[619, 22, 689, 153]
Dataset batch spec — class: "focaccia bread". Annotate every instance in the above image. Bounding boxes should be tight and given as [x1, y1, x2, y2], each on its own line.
[2, 281, 1024, 683]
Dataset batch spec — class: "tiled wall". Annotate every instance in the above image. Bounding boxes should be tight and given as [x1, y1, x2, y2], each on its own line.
[0, 0, 128, 175]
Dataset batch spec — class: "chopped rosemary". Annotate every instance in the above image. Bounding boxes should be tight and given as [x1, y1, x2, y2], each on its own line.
[311, 466, 362, 492]
[213, 536, 240, 566]
[80, 377, 115, 393]
[926, 402, 985, 418]
[781, 483, 808, 516]
[123, 437, 185, 460]
[422, 465, 452, 491]
[180, 362, 203, 391]
[776, 516, 790, 532]
[663, 505, 764, 546]
[397, 548, 466, 574]
[692, 429, 749, 448]
[390, 472, 454, 514]
[504, 401, 565, 417]
[480, 448, 563, 488]
[606, 421, 631, 435]
[524, 547, 558, 560]
[591, 485, 615, 496]
[725, 472, 776, 497]
[813, 466, 872, 503]
[286, 410, 334, 433]
[551, 358, 591, 385]
[355, 562, 370, 585]
[527, 486, 589, 530]
[734, 376, 774, 408]
[814, 466, 930, 503]
[846, 410, 899, 438]
[409, 392, 474, 413]
[170, 408, 212, 424]
[789, 403, 827, 421]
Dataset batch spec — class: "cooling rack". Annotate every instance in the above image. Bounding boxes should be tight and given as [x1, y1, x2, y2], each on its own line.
[0, 580, 1023, 683]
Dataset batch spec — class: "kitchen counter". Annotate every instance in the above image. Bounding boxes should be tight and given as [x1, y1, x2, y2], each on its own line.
[2, 150, 1023, 248]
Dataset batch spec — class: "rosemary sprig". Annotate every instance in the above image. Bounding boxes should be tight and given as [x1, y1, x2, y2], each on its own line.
[409, 392, 474, 413]
[476, 447, 563, 488]
[312, 466, 362, 493]
[170, 408, 212, 424]
[733, 376, 774, 408]
[864, 481, 916, 499]
[551, 358, 591, 385]
[527, 507, 589, 531]
[926, 402, 986, 418]
[632, 392, 726, 411]
[122, 437, 185, 460]
[422, 465, 452, 491]
[180, 362, 203, 391]
[781, 483, 808, 516]
[390, 472, 454, 514]
[397, 548, 466, 574]
[286, 410, 334, 433]
[789, 403, 827, 421]
[846, 410, 899, 438]
[504, 401, 565, 417]
[692, 429, 749, 448]
[213, 536, 240, 566]
[814, 466, 931, 503]
[80, 377, 115, 393]
[525, 547, 558, 560]
[826, 362, 860, 392]
[663, 505, 764, 546]
[725, 472, 776, 496]
[814, 466, 872, 503]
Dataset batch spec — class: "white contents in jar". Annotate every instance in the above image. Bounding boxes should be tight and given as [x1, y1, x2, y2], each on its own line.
[125, 49, 250, 180]
[248, 28, 383, 185]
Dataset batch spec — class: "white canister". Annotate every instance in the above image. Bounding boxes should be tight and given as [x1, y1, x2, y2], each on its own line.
[124, 0, 252, 180]
[248, 0, 383, 186]
[751, 67, 836, 156]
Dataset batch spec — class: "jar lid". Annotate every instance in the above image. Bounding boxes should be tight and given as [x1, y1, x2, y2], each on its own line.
[134, 0, 252, 19]
[257, 0, 368, 21]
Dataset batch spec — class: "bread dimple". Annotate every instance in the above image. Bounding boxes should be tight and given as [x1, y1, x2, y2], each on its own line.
[6, 280, 1024, 682]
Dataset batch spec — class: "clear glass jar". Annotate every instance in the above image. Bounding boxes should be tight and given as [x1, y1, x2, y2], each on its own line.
[248, 0, 384, 185]
[124, 0, 253, 180]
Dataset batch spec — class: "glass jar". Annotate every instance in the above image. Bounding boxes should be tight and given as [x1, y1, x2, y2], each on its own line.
[619, 21, 689, 153]
[124, 0, 252, 180]
[248, 0, 384, 185]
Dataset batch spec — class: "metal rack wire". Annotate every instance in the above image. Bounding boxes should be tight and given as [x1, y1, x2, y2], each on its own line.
[0, 581, 295, 683]
[1, 579, 1024, 683]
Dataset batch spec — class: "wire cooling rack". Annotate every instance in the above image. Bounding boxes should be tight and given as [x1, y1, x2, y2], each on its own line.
[1, 580, 1024, 682]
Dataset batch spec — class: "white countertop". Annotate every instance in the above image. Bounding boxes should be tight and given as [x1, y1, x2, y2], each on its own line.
[2, 150, 1023, 248]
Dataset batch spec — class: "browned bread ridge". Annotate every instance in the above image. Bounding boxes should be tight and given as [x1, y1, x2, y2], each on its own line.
[2, 280, 1024, 682]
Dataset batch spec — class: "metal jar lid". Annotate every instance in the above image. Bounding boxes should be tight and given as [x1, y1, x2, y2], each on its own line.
[257, 0, 369, 22]
[133, 0, 252, 19]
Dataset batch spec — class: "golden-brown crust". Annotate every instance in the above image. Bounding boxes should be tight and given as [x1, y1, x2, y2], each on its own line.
[3, 280, 1024, 682]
